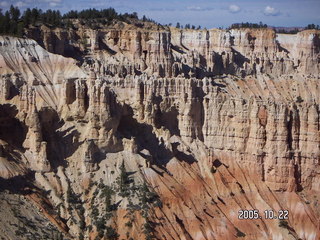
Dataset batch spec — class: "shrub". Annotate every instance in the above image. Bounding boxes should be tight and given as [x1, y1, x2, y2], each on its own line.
[125, 221, 133, 228]
[235, 227, 246, 238]
[91, 207, 99, 219]
[296, 96, 304, 103]
[105, 226, 119, 240]
[279, 220, 289, 228]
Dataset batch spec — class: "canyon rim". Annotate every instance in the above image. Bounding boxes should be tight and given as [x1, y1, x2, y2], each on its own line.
[0, 8, 320, 240]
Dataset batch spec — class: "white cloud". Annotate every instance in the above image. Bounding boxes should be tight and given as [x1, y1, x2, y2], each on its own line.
[187, 6, 202, 11]
[43, 0, 62, 3]
[229, 4, 240, 13]
[0, 1, 9, 7]
[186, 6, 214, 11]
[49, 2, 58, 7]
[264, 6, 280, 16]
[0, 0, 63, 8]
[45, 0, 62, 7]
[14, 1, 27, 7]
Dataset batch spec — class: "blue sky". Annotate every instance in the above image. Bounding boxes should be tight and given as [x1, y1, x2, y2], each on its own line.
[1, 0, 320, 28]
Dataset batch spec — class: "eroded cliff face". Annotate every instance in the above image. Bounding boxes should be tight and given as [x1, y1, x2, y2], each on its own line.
[25, 24, 320, 78]
[0, 25, 320, 240]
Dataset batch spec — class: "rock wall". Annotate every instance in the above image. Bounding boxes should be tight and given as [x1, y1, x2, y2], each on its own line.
[25, 26, 320, 78]
[0, 25, 320, 240]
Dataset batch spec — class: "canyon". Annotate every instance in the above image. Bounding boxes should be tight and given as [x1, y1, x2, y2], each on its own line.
[0, 22, 320, 240]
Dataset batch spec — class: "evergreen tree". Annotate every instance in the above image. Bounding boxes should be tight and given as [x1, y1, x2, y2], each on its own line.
[306, 23, 319, 30]
[0, 10, 4, 33]
[9, 5, 20, 35]
[230, 22, 268, 29]
[17, 22, 24, 37]
[132, 12, 138, 19]
[23, 8, 32, 27]
[3, 11, 10, 33]
[9, 5, 20, 21]
[31, 8, 41, 25]
[142, 15, 147, 22]
[0, 6, 160, 36]
[119, 161, 128, 192]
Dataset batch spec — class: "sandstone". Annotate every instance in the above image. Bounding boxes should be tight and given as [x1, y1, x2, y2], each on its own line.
[0, 25, 319, 240]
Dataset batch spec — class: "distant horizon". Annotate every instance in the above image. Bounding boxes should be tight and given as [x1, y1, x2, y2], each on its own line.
[1, 0, 319, 29]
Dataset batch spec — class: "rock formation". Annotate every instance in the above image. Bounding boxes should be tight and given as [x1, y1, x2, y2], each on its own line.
[0, 25, 319, 240]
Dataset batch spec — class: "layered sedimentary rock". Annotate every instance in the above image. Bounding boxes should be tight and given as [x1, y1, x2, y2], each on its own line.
[0, 25, 320, 240]
[25, 25, 320, 78]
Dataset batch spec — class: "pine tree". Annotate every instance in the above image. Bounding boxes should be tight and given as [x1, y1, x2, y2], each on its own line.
[119, 161, 128, 192]
[142, 15, 147, 22]
[31, 8, 41, 25]
[0, 10, 4, 34]
[4, 11, 10, 33]
[9, 5, 20, 21]
[23, 8, 32, 27]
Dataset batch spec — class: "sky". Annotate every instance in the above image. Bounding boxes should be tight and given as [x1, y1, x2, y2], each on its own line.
[1, 0, 320, 28]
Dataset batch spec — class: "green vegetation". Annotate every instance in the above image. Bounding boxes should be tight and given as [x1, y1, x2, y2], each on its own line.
[275, 28, 301, 34]
[274, 24, 320, 34]
[235, 227, 246, 238]
[296, 96, 304, 103]
[91, 205, 99, 220]
[66, 187, 86, 231]
[174, 22, 201, 29]
[0, 5, 157, 37]
[0, 6, 62, 36]
[279, 220, 289, 228]
[305, 24, 320, 30]
[0, 6, 24, 36]
[67, 187, 81, 205]
[143, 221, 157, 240]
[105, 226, 119, 240]
[230, 22, 319, 34]
[87, 162, 162, 239]
[63, 8, 123, 21]
[229, 22, 268, 29]
[11, 204, 61, 240]
[96, 217, 107, 237]
[118, 161, 130, 195]
[137, 183, 161, 240]
[100, 184, 115, 212]
[78, 233, 84, 240]
[90, 179, 117, 237]
[139, 183, 162, 208]
[1, 5, 319, 38]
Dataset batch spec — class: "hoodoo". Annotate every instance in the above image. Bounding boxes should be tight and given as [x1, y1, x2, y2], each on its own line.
[0, 8, 319, 240]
